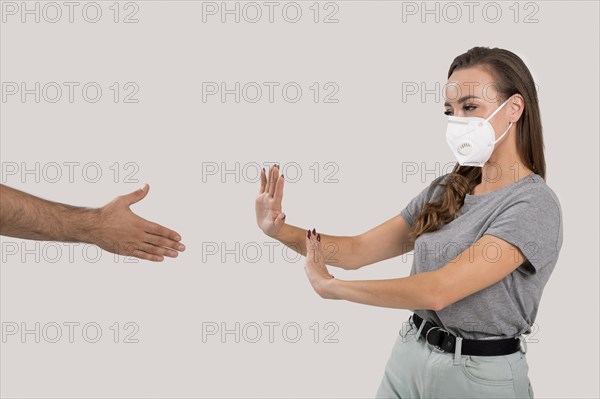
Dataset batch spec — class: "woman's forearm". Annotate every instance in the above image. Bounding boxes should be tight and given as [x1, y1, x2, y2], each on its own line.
[274, 223, 360, 270]
[324, 272, 439, 311]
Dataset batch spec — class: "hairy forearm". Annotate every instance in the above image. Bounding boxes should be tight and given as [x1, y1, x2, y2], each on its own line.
[0, 184, 99, 243]
[275, 223, 359, 270]
[326, 272, 440, 311]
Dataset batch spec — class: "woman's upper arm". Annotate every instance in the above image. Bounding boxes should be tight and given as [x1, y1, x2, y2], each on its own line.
[352, 213, 415, 269]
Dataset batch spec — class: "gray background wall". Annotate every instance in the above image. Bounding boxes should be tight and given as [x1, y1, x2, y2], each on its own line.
[1, 1, 598, 397]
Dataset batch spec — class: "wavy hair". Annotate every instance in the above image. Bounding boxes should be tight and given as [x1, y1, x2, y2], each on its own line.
[409, 46, 546, 242]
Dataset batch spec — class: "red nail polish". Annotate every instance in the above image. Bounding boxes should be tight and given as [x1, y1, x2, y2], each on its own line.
[307, 229, 311, 238]
[312, 228, 316, 235]
[317, 234, 321, 242]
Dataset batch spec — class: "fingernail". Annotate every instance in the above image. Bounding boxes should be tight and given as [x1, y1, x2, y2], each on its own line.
[307, 229, 311, 238]
[178, 244, 185, 251]
[317, 234, 321, 242]
[282, 214, 286, 219]
[281, 174, 284, 179]
[312, 228, 316, 235]
[174, 235, 181, 241]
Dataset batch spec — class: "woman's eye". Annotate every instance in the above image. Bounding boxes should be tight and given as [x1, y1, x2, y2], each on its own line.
[444, 109, 453, 115]
[464, 105, 477, 112]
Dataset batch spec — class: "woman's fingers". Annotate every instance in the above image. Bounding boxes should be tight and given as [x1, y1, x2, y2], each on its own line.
[273, 172, 284, 204]
[305, 229, 312, 265]
[305, 228, 332, 280]
[306, 228, 317, 262]
[268, 165, 279, 198]
[259, 167, 267, 194]
[313, 230, 321, 261]
[267, 165, 275, 195]
[260, 164, 282, 198]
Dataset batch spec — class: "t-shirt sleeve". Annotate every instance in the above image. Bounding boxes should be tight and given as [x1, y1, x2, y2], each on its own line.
[400, 174, 448, 229]
[484, 188, 563, 274]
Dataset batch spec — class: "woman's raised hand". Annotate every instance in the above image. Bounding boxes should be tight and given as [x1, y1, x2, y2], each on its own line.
[255, 164, 286, 238]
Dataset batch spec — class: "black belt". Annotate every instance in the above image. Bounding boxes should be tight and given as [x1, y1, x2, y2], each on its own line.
[411, 313, 521, 356]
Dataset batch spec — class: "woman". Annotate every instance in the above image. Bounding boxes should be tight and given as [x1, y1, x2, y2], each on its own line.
[255, 46, 562, 398]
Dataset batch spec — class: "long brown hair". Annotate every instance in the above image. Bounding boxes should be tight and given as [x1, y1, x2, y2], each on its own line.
[409, 46, 546, 242]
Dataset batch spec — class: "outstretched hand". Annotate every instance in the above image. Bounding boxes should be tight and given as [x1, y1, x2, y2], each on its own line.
[92, 184, 185, 262]
[256, 164, 286, 238]
[304, 228, 336, 299]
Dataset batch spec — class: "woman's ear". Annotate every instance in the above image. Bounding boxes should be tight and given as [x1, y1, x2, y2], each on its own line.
[509, 93, 525, 123]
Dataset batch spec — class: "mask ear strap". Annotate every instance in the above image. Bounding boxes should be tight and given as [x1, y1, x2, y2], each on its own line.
[485, 96, 512, 122]
[494, 122, 514, 145]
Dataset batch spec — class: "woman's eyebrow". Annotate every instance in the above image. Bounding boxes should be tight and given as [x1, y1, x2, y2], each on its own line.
[444, 95, 481, 107]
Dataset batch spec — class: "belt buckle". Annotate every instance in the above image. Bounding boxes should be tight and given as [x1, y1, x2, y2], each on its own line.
[425, 326, 452, 353]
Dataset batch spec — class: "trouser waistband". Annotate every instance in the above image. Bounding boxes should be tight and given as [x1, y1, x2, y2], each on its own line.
[410, 313, 523, 358]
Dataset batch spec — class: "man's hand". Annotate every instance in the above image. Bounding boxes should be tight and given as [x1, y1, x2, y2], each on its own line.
[0, 183, 185, 263]
[92, 184, 185, 262]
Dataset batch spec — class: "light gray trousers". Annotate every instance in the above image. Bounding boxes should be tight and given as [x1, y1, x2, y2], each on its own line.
[375, 316, 533, 398]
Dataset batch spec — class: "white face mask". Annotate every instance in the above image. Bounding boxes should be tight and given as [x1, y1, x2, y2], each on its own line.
[445, 97, 513, 167]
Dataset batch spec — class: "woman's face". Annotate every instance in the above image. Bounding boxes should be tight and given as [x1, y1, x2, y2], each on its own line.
[444, 66, 513, 140]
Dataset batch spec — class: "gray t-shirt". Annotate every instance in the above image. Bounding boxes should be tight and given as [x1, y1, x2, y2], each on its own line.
[400, 172, 563, 340]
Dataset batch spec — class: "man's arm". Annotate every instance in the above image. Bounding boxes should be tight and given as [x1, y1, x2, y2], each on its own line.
[0, 184, 185, 262]
[0, 184, 98, 242]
